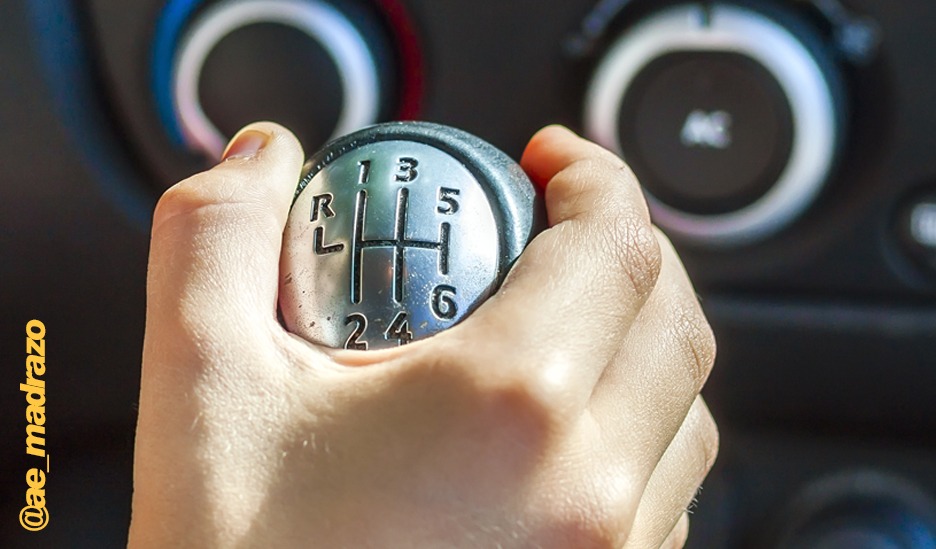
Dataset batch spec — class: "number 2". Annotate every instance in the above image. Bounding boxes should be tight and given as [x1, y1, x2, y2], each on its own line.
[344, 313, 368, 350]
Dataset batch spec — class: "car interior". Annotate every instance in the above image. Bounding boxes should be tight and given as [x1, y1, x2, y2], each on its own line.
[3, 0, 936, 546]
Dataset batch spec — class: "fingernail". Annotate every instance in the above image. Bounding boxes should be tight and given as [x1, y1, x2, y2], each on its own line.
[221, 129, 270, 161]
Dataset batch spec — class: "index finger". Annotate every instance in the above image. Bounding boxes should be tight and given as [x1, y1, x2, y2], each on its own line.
[447, 126, 662, 411]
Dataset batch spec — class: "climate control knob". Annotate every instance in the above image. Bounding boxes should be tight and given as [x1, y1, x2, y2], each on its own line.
[165, 0, 395, 158]
[584, 3, 846, 245]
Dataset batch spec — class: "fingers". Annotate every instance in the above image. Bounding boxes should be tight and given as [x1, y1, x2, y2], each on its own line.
[590, 229, 715, 473]
[521, 125, 654, 230]
[450, 126, 661, 411]
[622, 397, 718, 549]
[146, 121, 304, 340]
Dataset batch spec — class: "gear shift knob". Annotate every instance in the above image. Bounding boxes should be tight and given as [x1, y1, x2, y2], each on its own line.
[280, 122, 544, 350]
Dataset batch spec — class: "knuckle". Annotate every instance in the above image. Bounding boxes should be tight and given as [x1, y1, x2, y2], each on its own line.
[551, 520, 622, 549]
[480, 369, 570, 440]
[694, 402, 720, 474]
[152, 169, 260, 234]
[545, 155, 662, 301]
[406, 344, 572, 445]
[671, 301, 716, 388]
[541, 484, 632, 549]
[153, 173, 222, 228]
[456, 356, 583, 447]
[604, 214, 662, 301]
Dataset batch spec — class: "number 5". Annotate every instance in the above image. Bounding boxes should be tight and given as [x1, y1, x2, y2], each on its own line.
[437, 187, 460, 215]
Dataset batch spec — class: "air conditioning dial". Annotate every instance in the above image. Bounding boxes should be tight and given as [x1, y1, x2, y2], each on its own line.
[163, 0, 397, 159]
[584, 3, 846, 245]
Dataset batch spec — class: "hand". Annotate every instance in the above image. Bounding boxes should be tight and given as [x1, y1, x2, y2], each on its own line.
[128, 122, 718, 548]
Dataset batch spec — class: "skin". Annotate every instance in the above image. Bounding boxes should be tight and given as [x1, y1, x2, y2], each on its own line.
[129, 122, 718, 548]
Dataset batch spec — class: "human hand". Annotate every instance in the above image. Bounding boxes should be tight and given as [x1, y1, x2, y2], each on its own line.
[128, 121, 717, 548]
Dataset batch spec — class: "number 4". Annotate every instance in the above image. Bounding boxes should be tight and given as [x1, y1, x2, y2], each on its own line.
[385, 311, 413, 345]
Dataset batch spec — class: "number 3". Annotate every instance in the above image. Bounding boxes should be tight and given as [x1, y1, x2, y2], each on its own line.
[395, 157, 419, 182]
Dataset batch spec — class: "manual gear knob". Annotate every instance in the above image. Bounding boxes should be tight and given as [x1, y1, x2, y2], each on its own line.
[280, 122, 544, 350]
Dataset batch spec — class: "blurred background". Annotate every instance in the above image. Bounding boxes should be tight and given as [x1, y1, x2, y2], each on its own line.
[2, 0, 936, 546]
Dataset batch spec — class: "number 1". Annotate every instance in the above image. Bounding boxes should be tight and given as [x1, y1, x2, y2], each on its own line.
[358, 160, 371, 185]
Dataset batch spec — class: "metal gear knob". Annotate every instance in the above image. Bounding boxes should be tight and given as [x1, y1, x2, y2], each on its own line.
[280, 122, 544, 350]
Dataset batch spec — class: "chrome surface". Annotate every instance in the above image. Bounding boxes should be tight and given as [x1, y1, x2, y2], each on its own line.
[281, 139, 502, 349]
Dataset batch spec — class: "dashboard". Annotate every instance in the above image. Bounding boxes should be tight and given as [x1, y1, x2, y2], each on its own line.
[2, 0, 936, 546]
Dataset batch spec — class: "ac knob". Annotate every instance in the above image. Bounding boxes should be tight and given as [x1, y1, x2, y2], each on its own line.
[584, 3, 846, 245]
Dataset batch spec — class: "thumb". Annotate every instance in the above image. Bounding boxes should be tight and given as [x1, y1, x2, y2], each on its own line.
[146, 121, 305, 340]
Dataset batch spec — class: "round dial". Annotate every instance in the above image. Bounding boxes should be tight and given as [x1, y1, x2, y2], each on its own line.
[584, 3, 846, 245]
[166, 0, 392, 158]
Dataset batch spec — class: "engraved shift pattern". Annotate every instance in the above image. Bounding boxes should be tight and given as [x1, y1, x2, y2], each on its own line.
[281, 140, 500, 350]
[350, 188, 451, 305]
